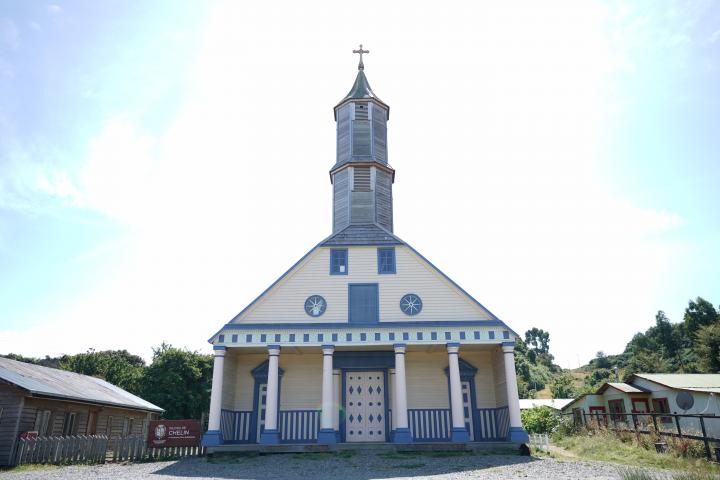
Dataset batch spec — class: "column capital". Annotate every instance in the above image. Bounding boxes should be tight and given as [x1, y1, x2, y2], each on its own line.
[267, 345, 281, 355]
[446, 342, 460, 354]
[321, 344, 335, 354]
[213, 346, 227, 356]
[502, 344, 515, 354]
[393, 343, 407, 353]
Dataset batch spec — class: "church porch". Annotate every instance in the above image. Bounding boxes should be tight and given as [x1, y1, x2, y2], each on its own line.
[202, 343, 527, 448]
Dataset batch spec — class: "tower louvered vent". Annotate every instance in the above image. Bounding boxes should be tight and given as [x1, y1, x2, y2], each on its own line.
[355, 103, 369, 120]
[353, 167, 371, 191]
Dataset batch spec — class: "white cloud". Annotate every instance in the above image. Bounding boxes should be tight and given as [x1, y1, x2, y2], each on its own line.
[0, 0, 693, 368]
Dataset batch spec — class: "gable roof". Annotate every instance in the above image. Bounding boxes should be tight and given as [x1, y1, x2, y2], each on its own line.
[215, 224, 519, 338]
[596, 382, 648, 394]
[0, 357, 163, 413]
[321, 224, 403, 247]
[630, 373, 720, 393]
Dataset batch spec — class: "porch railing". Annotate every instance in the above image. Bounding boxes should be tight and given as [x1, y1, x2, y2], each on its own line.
[409, 409, 451, 441]
[279, 410, 320, 443]
[407, 406, 510, 442]
[220, 409, 253, 443]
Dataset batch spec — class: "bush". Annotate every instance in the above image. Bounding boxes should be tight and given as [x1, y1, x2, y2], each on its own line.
[521, 406, 560, 434]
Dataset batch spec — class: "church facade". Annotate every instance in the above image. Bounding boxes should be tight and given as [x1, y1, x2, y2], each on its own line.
[202, 50, 528, 448]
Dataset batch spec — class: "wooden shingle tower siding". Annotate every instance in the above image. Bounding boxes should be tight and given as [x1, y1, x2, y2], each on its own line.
[203, 47, 529, 450]
[331, 63, 394, 233]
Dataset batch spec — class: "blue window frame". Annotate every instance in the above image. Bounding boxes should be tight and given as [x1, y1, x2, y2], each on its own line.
[348, 283, 379, 324]
[377, 247, 396, 274]
[330, 249, 348, 275]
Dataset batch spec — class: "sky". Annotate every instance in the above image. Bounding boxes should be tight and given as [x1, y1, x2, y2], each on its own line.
[0, 0, 719, 369]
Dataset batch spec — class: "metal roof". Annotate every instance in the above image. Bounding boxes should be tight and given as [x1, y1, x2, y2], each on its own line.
[597, 382, 648, 394]
[320, 224, 404, 247]
[0, 357, 163, 412]
[334, 70, 389, 115]
[519, 398, 574, 410]
[632, 373, 720, 393]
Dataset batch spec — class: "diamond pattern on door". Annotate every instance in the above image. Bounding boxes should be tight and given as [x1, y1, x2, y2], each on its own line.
[345, 371, 385, 442]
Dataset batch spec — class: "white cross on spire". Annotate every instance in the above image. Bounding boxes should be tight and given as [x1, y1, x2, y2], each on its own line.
[353, 44, 369, 71]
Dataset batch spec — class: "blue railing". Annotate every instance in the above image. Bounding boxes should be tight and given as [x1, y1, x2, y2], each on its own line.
[408, 409, 451, 441]
[220, 409, 253, 443]
[477, 406, 509, 441]
[279, 410, 320, 443]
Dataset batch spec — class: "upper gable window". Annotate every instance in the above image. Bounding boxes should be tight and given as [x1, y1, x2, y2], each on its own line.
[330, 249, 348, 275]
[377, 247, 396, 274]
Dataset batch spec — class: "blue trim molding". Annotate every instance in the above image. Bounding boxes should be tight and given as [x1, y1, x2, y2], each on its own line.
[509, 426, 529, 443]
[259, 429, 280, 444]
[392, 427, 412, 443]
[451, 427, 470, 442]
[317, 428, 338, 444]
[202, 429, 223, 446]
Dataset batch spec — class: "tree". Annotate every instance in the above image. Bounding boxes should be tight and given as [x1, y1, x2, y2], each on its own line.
[524, 328, 550, 354]
[59, 349, 145, 394]
[140, 344, 212, 419]
[550, 373, 577, 398]
[521, 406, 560, 434]
[684, 297, 718, 335]
[584, 368, 614, 391]
[594, 351, 611, 369]
[695, 323, 720, 373]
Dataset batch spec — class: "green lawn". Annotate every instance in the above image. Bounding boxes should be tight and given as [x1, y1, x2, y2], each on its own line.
[550, 431, 720, 477]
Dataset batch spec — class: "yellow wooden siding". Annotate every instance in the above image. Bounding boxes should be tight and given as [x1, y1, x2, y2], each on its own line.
[234, 246, 491, 324]
[492, 348, 508, 406]
[222, 352, 322, 411]
[405, 351, 450, 409]
[278, 354, 322, 410]
[461, 350, 498, 408]
[223, 353, 265, 411]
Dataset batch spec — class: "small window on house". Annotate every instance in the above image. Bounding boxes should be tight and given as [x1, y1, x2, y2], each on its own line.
[62, 412, 77, 436]
[353, 167, 371, 191]
[330, 249, 348, 275]
[652, 398, 672, 423]
[34, 410, 51, 436]
[106, 416, 114, 436]
[377, 248, 396, 274]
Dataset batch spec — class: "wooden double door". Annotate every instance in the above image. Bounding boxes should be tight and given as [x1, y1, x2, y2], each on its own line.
[344, 371, 386, 442]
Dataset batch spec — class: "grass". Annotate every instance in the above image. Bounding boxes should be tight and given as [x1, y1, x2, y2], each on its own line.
[0, 464, 59, 473]
[552, 431, 720, 476]
[618, 468, 718, 480]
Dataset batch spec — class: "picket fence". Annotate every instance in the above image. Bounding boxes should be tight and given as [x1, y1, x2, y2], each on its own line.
[15, 434, 204, 466]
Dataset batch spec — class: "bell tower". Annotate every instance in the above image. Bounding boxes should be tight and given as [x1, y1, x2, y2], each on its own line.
[331, 45, 395, 233]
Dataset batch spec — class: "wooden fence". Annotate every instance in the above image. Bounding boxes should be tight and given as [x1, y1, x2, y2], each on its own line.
[566, 411, 720, 461]
[14, 434, 204, 466]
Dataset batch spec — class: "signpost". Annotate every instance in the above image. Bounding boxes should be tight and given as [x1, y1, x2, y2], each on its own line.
[147, 420, 201, 448]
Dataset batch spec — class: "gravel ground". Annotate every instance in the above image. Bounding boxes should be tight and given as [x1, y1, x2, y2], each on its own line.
[0, 453, 677, 480]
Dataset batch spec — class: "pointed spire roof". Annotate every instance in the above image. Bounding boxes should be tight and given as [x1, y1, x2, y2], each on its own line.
[334, 45, 389, 118]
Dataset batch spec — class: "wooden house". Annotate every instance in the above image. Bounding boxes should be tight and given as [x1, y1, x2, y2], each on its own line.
[0, 356, 163, 466]
[562, 373, 720, 438]
[202, 49, 529, 449]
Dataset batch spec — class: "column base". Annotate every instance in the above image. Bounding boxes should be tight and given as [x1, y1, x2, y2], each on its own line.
[201, 430, 224, 446]
[451, 427, 470, 442]
[508, 426, 529, 443]
[259, 429, 281, 444]
[392, 427, 412, 443]
[317, 428, 338, 444]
